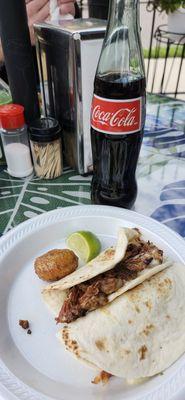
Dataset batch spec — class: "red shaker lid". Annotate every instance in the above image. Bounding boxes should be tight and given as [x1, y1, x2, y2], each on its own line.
[0, 104, 25, 130]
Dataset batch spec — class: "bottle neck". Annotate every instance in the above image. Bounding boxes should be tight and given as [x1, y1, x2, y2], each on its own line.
[96, 0, 145, 79]
[108, 0, 138, 25]
[107, 0, 139, 39]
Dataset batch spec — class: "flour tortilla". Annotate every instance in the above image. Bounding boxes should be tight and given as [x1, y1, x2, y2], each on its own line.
[42, 227, 171, 315]
[57, 263, 185, 379]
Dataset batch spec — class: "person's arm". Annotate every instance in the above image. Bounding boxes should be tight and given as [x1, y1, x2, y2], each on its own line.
[26, 0, 50, 45]
[26, 0, 75, 45]
[0, 0, 76, 62]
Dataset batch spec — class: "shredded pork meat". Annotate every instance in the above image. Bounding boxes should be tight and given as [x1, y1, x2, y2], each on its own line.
[56, 235, 163, 324]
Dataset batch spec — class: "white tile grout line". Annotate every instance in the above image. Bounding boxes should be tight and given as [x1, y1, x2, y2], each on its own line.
[1, 169, 91, 234]
[26, 189, 81, 204]
[3, 175, 32, 234]
[29, 182, 90, 186]
[0, 209, 14, 216]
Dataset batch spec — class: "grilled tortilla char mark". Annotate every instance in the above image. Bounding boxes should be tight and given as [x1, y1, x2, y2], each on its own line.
[92, 370, 112, 384]
[56, 238, 163, 324]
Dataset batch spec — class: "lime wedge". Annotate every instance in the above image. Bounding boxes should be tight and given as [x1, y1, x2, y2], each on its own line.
[66, 231, 101, 262]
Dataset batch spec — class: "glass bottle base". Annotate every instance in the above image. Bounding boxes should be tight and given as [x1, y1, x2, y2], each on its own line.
[91, 185, 137, 210]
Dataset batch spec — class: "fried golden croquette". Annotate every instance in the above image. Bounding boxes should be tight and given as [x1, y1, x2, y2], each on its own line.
[34, 249, 78, 281]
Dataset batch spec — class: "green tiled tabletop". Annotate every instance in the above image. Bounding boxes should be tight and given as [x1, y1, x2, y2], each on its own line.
[0, 169, 91, 233]
[0, 94, 185, 237]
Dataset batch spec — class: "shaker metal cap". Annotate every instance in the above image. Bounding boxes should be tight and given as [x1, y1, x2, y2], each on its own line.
[29, 117, 61, 142]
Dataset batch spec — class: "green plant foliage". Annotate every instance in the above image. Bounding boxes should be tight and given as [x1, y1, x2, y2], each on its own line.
[143, 45, 185, 58]
[147, 0, 185, 14]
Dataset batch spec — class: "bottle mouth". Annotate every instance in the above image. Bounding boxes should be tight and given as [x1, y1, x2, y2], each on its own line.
[125, 0, 138, 5]
[119, 0, 138, 7]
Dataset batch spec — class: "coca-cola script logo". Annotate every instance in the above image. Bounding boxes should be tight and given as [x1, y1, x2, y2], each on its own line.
[91, 95, 142, 134]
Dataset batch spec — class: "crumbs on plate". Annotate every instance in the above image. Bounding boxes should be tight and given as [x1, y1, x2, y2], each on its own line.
[19, 319, 32, 334]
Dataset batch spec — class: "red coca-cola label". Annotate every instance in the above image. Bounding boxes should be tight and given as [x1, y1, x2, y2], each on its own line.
[91, 95, 142, 134]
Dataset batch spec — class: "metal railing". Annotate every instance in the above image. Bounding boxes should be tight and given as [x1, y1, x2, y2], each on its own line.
[77, 0, 185, 99]
[140, 1, 157, 82]
[140, 1, 185, 98]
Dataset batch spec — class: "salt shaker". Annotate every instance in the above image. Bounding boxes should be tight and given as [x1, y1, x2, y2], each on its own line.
[0, 104, 33, 178]
[29, 117, 63, 179]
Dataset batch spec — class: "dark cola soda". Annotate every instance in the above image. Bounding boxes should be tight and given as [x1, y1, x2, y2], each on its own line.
[90, 0, 146, 209]
[91, 73, 146, 209]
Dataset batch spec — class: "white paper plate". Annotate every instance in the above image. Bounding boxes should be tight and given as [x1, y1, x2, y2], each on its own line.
[0, 205, 185, 400]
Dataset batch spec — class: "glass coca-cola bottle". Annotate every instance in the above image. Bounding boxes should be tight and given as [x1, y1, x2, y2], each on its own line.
[91, 0, 146, 209]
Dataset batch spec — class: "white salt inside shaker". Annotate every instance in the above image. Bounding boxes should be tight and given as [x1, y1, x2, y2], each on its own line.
[4, 143, 33, 178]
[0, 104, 33, 178]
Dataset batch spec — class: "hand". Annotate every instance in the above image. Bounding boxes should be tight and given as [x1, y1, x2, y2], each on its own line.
[26, 0, 50, 45]
[26, 0, 75, 46]
[58, 0, 75, 17]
